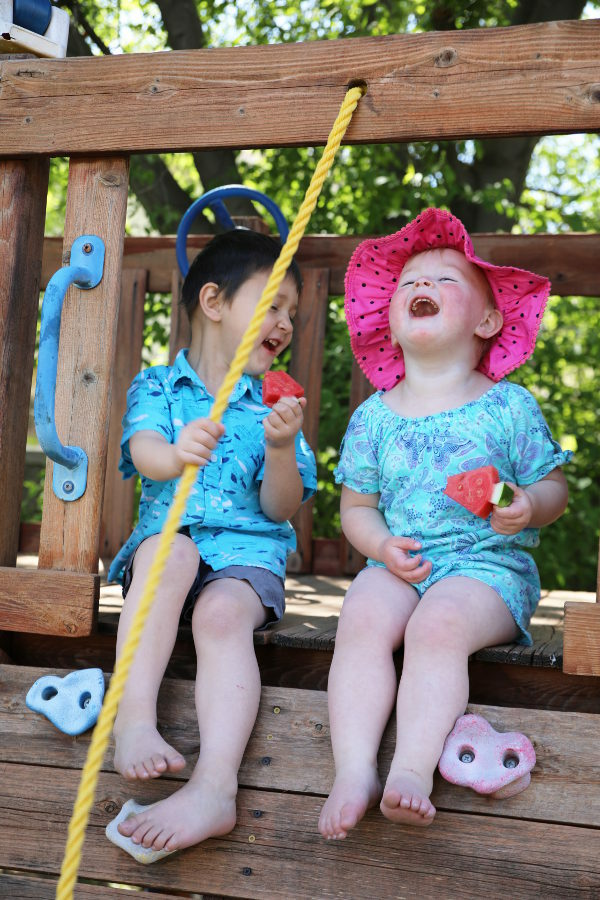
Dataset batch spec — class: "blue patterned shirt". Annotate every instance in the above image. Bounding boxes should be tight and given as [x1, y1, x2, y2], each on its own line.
[108, 350, 317, 583]
[335, 380, 571, 565]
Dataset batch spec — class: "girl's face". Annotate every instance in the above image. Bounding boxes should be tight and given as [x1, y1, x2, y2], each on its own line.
[388, 248, 501, 352]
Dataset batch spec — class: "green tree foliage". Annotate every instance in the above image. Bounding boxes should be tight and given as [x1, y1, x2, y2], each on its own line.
[39, 0, 600, 589]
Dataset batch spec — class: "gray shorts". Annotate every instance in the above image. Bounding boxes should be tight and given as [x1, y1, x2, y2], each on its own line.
[121, 543, 286, 628]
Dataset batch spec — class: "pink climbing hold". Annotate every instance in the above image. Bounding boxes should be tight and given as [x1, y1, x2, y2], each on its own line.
[438, 713, 536, 799]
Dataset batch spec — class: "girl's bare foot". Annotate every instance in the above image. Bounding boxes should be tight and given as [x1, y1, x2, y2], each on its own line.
[380, 769, 435, 826]
[117, 774, 237, 852]
[113, 721, 186, 780]
[319, 767, 382, 840]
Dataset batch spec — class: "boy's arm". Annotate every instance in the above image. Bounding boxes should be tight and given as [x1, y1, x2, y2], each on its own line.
[340, 486, 431, 583]
[130, 419, 225, 482]
[259, 397, 306, 522]
[491, 467, 568, 535]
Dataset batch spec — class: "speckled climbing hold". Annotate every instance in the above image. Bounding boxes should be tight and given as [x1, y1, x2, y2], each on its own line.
[438, 713, 536, 799]
[106, 799, 177, 864]
[25, 668, 104, 736]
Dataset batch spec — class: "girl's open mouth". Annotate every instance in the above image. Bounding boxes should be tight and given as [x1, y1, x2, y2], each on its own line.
[410, 297, 440, 317]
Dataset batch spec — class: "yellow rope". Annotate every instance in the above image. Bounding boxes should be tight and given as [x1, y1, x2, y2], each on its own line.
[56, 84, 363, 899]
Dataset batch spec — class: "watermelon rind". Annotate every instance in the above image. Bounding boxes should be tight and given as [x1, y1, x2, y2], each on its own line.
[490, 482, 514, 508]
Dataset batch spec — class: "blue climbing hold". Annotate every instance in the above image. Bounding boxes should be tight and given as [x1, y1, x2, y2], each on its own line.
[26, 668, 105, 736]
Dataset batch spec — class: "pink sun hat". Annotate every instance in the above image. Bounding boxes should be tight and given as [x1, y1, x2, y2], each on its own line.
[344, 207, 551, 390]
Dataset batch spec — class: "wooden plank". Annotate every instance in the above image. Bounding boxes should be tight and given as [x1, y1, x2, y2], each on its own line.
[43, 231, 600, 298]
[100, 269, 147, 561]
[0, 569, 98, 636]
[2, 666, 599, 829]
[0, 874, 187, 899]
[0, 158, 49, 566]
[0, 763, 598, 899]
[287, 268, 328, 574]
[1, 21, 600, 155]
[563, 601, 600, 675]
[168, 268, 189, 363]
[38, 157, 129, 576]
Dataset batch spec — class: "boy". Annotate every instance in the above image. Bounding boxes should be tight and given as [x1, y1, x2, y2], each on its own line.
[107, 230, 316, 853]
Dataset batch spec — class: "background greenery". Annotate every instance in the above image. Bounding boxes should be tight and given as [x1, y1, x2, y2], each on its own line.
[30, 0, 600, 590]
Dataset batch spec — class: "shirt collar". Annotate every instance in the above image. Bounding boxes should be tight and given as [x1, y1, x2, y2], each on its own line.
[170, 349, 261, 403]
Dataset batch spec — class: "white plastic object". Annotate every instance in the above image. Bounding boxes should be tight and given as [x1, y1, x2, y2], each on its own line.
[0, 0, 69, 58]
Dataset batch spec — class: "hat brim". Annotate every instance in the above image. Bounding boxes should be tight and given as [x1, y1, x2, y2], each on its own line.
[345, 208, 551, 390]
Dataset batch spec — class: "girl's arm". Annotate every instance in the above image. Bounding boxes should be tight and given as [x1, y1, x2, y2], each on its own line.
[491, 467, 568, 535]
[341, 486, 432, 583]
[260, 397, 306, 522]
[130, 419, 225, 481]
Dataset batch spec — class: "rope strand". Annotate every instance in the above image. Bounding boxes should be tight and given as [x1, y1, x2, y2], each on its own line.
[56, 83, 364, 899]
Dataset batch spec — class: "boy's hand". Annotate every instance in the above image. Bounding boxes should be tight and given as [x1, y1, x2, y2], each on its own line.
[174, 418, 225, 473]
[263, 396, 306, 449]
[490, 483, 533, 534]
[379, 536, 432, 583]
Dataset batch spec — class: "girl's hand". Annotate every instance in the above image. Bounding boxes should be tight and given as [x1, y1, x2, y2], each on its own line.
[174, 418, 225, 473]
[490, 483, 533, 534]
[379, 536, 432, 583]
[263, 396, 307, 449]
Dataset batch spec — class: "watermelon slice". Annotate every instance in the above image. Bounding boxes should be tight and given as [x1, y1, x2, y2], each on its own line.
[444, 465, 514, 518]
[262, 371, 305, 407]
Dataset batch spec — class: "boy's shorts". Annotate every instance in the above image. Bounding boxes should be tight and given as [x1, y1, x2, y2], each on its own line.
[121, 538, 286, 628]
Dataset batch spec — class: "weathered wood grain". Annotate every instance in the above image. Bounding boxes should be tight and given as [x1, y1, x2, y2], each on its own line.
[38, 156, 129, 575]
[0, 569, 98, 636]
[100, 268, 147, 560]
[1, 21, 599, 156]
[0, 158, 49, 567]
[0, 874, 184, 899]
[563, 601, 600, 675]
[0, 763, 598, 899]
[42, 232, 600, 297]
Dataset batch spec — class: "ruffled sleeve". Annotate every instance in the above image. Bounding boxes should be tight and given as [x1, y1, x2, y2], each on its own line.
[505, 384, 572, 485]
[334, 398, 380, 494]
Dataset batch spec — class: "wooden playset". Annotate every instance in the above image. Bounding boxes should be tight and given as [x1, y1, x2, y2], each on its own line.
[1, 18, 599, 898]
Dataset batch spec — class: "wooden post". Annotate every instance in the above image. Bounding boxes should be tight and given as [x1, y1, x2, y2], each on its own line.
[287, 267, 329, 573]
[0, 158, 49, 567]
[100, 268, 147, 562]
[0, 156, 132, 638]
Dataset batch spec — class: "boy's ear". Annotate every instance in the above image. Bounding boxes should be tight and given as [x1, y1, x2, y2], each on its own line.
[198, 282, 224, 322]
[475, 307, 503, 340]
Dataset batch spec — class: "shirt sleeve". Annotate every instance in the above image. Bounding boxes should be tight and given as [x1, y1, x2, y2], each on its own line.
[334, 401, 380, 494]
[119, 369, 174, 479]
[506, 384, 572, 486]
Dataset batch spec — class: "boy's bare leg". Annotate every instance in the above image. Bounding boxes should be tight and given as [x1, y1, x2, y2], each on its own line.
[380, 576, 519, 826]
[113, 534, 200, 780]
[118, 577, 267, 852]
[319, 568, 419, 840]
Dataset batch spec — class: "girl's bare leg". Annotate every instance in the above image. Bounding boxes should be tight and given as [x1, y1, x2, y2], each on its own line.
[380, 576, 519, 826]
[118, 577, 267, 852]
[319, 568, 420, 839]
[113, 534, 199, 780]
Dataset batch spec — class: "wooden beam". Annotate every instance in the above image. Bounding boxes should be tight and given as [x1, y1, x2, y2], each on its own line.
[563, 601, 600, 675]
[0, 158, 49, 566]
[0, 568, 98, 635]
[38, 156, 129, 575]
[1, 21, 599, 155]
[42, 232, 600, 297]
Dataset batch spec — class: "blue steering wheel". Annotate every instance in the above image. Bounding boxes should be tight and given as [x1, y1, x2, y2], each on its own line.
[176, 185, 289, 278]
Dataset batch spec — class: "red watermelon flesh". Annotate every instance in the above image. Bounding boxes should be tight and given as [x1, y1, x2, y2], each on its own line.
[262, 371, 305, 407]
[444, 466, 500, 518]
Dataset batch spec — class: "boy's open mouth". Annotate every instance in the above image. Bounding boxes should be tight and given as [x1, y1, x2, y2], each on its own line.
[263, 338, 280, 354]
[410, 297, 440, 318]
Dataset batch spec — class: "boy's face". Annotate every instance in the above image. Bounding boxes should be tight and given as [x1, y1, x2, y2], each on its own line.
[388, 248, 499, 350]
[222, 270, 299, 376]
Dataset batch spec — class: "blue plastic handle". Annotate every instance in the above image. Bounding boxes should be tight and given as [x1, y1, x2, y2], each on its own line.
[175, 185, 289, 277]
[34, 235, 105, 501]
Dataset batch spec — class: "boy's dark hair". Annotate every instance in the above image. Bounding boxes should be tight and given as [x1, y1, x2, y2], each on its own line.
[181, 229, 303, 320]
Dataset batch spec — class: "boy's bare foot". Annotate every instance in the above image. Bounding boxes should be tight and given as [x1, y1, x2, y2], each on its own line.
[113, 722, 186, 780]
[380, 769, 435, 826]
[318, 768, 382, 840]
[117, 774, 237, 852]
